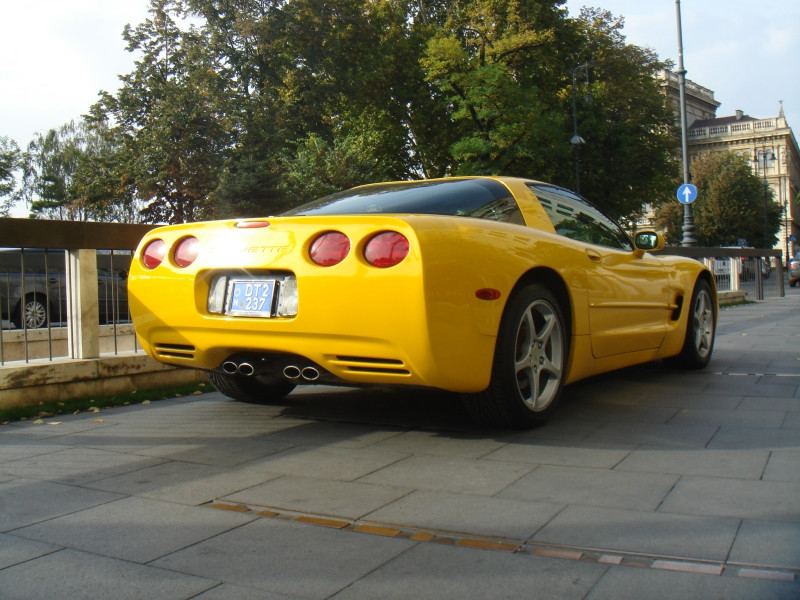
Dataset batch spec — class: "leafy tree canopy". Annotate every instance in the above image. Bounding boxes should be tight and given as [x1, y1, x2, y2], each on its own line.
[655, 151, 782, 248]
[0, 136, 22, 217]
[20, 0, 683, 224]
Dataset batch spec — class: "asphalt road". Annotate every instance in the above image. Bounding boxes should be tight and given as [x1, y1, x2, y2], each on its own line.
[1, 291, 799, 599]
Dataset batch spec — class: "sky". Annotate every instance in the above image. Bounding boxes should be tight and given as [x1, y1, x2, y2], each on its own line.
[1, 0, 798, 212]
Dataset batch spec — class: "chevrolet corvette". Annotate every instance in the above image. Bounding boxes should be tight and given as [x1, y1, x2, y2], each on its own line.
[128, 177, 717, 428]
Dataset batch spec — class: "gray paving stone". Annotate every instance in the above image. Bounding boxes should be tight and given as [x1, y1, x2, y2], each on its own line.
[738, 396, 800, 412]
[12, 496, 255, 563]
[85, 459, 284, 505]
[358, 454, 533, 495]
[151, 517, 415, 600]
[497, 465, 678, 511]
[192, 583, 304, 600]
[708, 426, 800, 450]
[373, 430, 508, 458]
[0, 533, 59, 569]
[585, 421, 718, 448]
[659, 476, 800, 521]
[248, 445, 409, 481]
[483, 440, 633, 469]
[667, 407, 788, 428]
[763, 450, 800, 482]
[585, 564, 800, 600]
[532, 505, 740, 561]
[223, 475, 411, 519]
[329, 542, 606, 600]
[363, 489, 562, 539]
[728, 520, 800, 570]
[0, 478, 123, 532]
[614, 448, 769, 479]
[0, 548, 215, 600]
[134, 433, 295, 467]
[0, 446, 166, 485]
[0, 436, 71, 461]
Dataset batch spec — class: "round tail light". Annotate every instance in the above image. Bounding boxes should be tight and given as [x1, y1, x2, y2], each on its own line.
[174, 236, 200, 267]
[310, 232, 350, 266]
[364, 232, 409, 267]
[141, 239, 167, 269]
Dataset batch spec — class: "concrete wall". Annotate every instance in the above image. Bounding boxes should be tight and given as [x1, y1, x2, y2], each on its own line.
[0, 353, 205, 410]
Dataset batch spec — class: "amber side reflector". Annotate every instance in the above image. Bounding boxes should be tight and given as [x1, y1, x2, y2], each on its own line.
[475, 288, 501, 301]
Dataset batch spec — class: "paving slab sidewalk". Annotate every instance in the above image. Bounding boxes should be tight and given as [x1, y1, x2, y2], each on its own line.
[1, 294, 799, 599]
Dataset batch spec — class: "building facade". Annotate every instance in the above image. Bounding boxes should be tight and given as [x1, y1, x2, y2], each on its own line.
[658, 70, 799, 261]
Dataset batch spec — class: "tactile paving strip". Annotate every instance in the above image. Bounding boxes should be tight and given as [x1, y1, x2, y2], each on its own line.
[209, 500, 797, 582]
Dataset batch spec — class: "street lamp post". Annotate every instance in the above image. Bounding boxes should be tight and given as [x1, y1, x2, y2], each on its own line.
[571, 63, 590, 195]
[754, 145, 775, 247]
[676, 0, 695, 246]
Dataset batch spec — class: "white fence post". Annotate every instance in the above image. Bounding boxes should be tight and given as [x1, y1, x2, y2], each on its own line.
[66, 249, 99, 359]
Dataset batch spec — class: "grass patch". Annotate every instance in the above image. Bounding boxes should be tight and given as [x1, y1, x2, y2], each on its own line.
[0, 381, 212, 425]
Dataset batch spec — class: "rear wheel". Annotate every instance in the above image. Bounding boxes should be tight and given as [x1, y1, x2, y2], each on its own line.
[462, 283, 568, 429]
[667, 279, 715, 369]
[14, 294, 49, 329]
[206, 371, 296, 405]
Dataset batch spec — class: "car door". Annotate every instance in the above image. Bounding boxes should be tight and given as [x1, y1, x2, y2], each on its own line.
[528, 184, 671, 358]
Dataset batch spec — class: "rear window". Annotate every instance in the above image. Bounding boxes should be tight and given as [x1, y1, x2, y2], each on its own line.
[282, 179, 524, 225]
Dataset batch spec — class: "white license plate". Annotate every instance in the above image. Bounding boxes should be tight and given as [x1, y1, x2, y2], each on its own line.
[227, 279, 276, 317]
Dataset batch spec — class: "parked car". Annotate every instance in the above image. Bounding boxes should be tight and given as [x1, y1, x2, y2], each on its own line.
[711, 249, 771, 280]
[790, 251, 800, 287]
[127, 176, 717, 428]
[0, 249, 130, 329]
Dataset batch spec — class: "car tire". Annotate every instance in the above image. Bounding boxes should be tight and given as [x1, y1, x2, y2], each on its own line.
[14, 294, 49, 329]
[462, 283, 568, 429]
[206, 371, 296, 405]
[666, 279, 715, 369]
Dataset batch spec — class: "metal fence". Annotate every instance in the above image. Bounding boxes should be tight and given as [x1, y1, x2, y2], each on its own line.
[0, 218, 156, 365]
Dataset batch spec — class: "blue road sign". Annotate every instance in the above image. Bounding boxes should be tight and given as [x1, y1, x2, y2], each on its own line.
[677, 183, 698, 204]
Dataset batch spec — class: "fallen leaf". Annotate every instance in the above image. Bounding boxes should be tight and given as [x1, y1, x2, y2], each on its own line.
[47, 422, 62, 425]
[142, 400, 151, 405]
[33, 419, 44, 425]
[88, 407, 101, 413]
[92, 418, 104, 423]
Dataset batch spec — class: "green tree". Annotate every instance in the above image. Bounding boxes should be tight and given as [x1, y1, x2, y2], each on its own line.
[421, 0, 570, 176]
[91, 0, 229, 223]
[655, 151, 782, 248]
[0, 136, 22, 217]
[565, 8, 679, 220]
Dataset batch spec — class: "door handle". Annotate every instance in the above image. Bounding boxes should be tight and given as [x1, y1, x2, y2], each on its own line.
[585, 248, 602, 262]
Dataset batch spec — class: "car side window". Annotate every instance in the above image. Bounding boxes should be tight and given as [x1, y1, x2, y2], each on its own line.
[528, 184, 632, 250]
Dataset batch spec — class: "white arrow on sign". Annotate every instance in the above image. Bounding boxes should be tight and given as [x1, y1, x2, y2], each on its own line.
[677, 183, 697, 204]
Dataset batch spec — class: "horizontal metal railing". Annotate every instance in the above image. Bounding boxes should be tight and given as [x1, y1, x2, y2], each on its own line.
[0, 218, 156, 365]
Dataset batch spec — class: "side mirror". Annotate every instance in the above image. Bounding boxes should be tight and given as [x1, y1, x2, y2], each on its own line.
[633, 230, 665, 258]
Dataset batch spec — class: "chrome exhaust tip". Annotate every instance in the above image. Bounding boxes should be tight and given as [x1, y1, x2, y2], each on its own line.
[222, 361, 239, 375]
[283, 365, 301, 380]
[301, 367, 320, 381]
[238, 362, 255, 376]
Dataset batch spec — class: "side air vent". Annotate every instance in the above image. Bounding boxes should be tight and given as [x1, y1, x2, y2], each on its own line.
[154, 343, 196, 359]
[332, 355, 410, 376]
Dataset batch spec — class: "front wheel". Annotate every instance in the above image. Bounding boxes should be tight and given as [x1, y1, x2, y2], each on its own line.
[462, 283, 568, 429]
[667, 279, 715, 369]
[206, 371, 296, 405]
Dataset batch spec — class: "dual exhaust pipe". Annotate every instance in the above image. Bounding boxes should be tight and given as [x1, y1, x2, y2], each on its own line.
[221, 359, 320, 382]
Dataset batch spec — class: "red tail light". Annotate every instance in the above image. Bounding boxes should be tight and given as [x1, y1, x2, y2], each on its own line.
[174, 236, 200, 268]
[364, 232, 409, 267]
[141, 239, 167, 269]
[310, 232, 350, 266]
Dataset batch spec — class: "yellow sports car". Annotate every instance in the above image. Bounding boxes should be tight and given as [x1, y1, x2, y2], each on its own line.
[128, 177, 716, 428]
